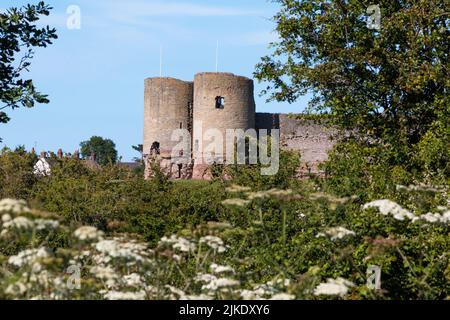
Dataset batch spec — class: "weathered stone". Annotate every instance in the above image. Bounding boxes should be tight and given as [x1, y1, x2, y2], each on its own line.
[143, 73, 340, 180]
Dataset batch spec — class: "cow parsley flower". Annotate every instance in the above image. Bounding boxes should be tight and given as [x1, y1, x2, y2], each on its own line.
[103, 290, 146, 300]
[314, 277, 355, 297]
[123, 273, 143, 288]
[363, 199, 417, 221]
[199, 236, 227, 253]
[195, 273, 217, 283]
[95, 238, 150, 264]
[195, 273, 239, 291]
[316, 226, 356, 240]
[0, 199, 31, 214]
[5, 282, 29, 297]
[159, 235, 196, 253]
[74, 226, 104, 241]
[35, 219, 59, 231]
[202, 278, 240, 292]
[3, 216, 34, 231]
[364, 199, 450, 224]
[270, 293, 295, 300]
[210, 263, 234, 274]
[8, 247, 50, 268]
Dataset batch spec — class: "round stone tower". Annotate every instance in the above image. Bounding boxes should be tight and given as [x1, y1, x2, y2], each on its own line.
[143, 77, 193, 158]
[192, 72, 256, 177]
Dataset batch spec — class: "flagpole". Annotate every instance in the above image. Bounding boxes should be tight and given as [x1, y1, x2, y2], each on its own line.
[159, 45, 163, 77]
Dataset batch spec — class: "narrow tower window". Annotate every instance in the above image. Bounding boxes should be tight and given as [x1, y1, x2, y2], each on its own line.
[180, 122, 183, 129]
[215, 96, 225, 109]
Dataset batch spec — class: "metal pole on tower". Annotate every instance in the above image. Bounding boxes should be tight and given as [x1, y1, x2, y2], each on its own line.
[160, 45, 163, 77]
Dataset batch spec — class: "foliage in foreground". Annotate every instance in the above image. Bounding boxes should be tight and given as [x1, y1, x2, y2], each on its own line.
[0, 185, 449, 299]
[0, 148, 448, 300]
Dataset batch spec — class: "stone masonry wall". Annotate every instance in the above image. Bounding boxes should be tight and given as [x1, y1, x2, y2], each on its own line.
[143, 77, 193, 158]
[256, 113, 340, 176]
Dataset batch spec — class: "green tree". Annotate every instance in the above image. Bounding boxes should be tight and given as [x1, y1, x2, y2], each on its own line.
[80, 136, 118, 165]
[255, 0, 449, 157]
[132, 144, 143, 162]
[0, 146, 38, 199]
[0, 2, 57, 131]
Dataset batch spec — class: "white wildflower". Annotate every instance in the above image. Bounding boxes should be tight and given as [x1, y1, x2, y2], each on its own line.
[5, 282, 29, 296]
[159, 235, 196, 253]
[421, 212, 441, 223]
[3, 216, 34, 230]
[8, 247, 50, 268]
[270, 293, 295, 300]
[35, 219, 59, 231]
[199, 236, 227, 253]
[252, 283, 277, 296]
[240, 289, 263, 300]
[74, 226, 104, 241]
[180, 294, 214, 300]
[28, 269, 52, 286]
[90, 265, 118, 288]
[316, 226, 356, 240]
[0, 199, 31, 214]
[202, 278, 240, 292]
[123, 273, 143, 288]
[2, 213, 12, 223]
[314, 277, 355, 297]
[90, 265, 118, 280]
[103, 290, 146, 300]
[195, 273, 217, 283]
[195, 273, 239, 291]
[210, 263, 234, 274]
[173, 238, 196, 253]
[363, 199, 417, 221]
[95, 238, 150, 264]
[364, 199, 450, 224]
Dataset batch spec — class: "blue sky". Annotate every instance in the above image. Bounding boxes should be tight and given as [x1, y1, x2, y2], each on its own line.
[1, 0, 308, 161]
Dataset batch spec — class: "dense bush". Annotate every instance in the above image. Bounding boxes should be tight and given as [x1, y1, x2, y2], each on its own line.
[0, 147, 37, 200]
[0, 146, 448, 300]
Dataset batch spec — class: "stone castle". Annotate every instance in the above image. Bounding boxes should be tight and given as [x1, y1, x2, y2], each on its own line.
[143, 72, 339, 179]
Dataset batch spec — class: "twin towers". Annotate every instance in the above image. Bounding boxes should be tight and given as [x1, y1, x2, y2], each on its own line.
[143, 72, 279, 179]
